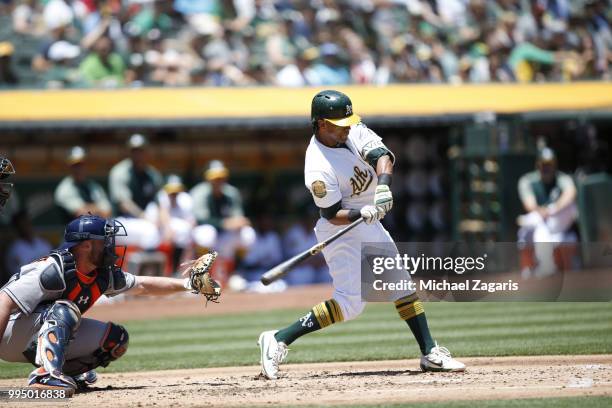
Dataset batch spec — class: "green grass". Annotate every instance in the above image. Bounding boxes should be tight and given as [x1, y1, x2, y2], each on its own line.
[299, 396, 612, 408]
[1, 302, 611, 379]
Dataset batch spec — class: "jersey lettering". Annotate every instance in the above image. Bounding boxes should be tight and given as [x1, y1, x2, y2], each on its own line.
[350, 166, 373, 197]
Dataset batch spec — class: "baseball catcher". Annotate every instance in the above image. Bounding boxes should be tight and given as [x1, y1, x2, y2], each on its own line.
[0, 214, 220, 395]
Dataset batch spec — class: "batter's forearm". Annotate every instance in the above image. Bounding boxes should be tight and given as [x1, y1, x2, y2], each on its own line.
[376, 155, 393, 177]
[328, 209, 355, 225]
[131, 276, 188, 296]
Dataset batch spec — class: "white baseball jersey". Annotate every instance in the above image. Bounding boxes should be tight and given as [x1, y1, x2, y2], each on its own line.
[304, 123, 395, 211]
[303, 123, 411, 322]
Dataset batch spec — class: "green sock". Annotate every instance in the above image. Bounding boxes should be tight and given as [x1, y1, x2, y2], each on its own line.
[274, 299, 344, 345]
[395, 295, 436, 355]
[405, 313, 436, 355]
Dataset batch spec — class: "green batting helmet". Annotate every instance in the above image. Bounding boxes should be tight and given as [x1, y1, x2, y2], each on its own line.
[311, 90, 361, 129]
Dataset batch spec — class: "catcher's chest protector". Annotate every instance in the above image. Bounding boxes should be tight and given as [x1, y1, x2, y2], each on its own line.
[50, 250, 113, 314]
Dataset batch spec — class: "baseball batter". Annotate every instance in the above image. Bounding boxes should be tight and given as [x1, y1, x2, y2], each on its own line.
[258, 90, 465, 379]
[0, 214, 219, 395]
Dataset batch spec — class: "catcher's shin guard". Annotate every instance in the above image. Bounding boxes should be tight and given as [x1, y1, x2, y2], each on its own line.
[27, 300, 81, 389]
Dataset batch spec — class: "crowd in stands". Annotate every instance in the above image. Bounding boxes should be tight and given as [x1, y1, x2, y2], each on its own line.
[0, 0, 610, 88]
[0, 135, 329, 290]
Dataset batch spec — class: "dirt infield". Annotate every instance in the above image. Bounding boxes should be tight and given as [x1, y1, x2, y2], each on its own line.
[1, 355, 610, 407]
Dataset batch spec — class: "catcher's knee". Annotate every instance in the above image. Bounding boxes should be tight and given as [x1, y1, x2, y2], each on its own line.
[62, 322, 129, 376]
[95, 322, 129, 367]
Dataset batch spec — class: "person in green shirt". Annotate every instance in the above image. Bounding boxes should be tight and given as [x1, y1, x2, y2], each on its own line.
[190, 160, 256, 260]
[517, 148, 578, 278]
[54, 146, 112, 222]
[79, 36, 126, 87]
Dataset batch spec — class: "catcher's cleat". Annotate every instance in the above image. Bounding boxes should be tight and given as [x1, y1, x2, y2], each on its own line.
[258, 330, 288, 380]
[420, 343, 465, 372]
[73, 370, 98, 390]
[28, 367, 76, 396]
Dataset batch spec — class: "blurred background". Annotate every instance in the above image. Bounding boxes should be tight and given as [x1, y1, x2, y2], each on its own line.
[0, 0, 611, 290]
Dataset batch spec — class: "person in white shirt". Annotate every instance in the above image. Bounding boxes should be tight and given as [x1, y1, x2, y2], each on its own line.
[145, 175, 196, 272]
[257, 90, 465, 380]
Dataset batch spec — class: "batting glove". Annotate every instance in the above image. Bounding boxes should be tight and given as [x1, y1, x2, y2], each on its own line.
[374, 185, 393, 214]
[360, 205, 384, 224]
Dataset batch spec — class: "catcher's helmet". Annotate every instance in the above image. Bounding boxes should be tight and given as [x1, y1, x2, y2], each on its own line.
[0, 157, 15, 209]
[311, 90, 361, 129]
[58, 215, 127, 268]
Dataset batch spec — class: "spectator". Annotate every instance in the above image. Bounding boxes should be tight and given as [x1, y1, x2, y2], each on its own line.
[517, 147, 578, 279]
[12, 0, 44, 36]
[190, 160, 256, 260]
[79, 35, 126, 87]
[108, 134, 162, 251]
[306, 42, 351, 85]
[3, 0, 611, 87]
[276, 46, 318, 87]
[31, 0, 79, 75]
[145, 175, 196, 272]
[5, 210, 51, 278]
[43, 40, 82, 88]
[54, 146, 112, 222]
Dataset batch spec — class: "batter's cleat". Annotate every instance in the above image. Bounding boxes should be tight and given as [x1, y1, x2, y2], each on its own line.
[420, 343, 466, 372]
[73, 370, 98, 390]
[28, 367, 76, 396]
[258, 330, 288, 380]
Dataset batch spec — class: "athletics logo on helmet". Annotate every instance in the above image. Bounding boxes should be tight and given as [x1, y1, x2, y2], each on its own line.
[58, 215, 127, 269]
[311, 90, 361, 128]
[0, 157, 15, 210]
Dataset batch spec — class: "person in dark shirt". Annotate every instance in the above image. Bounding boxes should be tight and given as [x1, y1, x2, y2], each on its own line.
[108, 134, 162, 250]
[190, 160, 255, 259]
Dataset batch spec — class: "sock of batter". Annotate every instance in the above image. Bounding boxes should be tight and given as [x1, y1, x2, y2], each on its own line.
[395, 295, 436, 355]
[274, 299, 344, 345]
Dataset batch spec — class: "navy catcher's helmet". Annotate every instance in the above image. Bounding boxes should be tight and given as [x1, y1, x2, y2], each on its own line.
[0, 157, 15, 210]
[58, 215, 127, 268]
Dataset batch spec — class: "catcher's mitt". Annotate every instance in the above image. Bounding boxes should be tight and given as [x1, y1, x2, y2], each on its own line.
[182, 251, 221, 304]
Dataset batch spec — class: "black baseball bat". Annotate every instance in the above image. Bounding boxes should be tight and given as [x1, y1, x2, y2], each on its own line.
[261, 218, 364, 285]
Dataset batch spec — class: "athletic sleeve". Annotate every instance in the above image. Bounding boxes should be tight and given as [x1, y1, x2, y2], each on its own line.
[305, 170, 342, 209]
[225, 185, 245, 217]
[350, 124, 395, 164]
[104, 269, 137, 297]
[1, 258, 61, 315]
[557, 173, 575, 192]
[517, 173, 535, 203]
[108, 162, 132, 203]
[54, 179, 85, 214]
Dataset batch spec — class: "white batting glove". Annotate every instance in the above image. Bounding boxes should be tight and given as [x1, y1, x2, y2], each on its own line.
[374, 185, 393, 214]
[360, 205, 384, 224]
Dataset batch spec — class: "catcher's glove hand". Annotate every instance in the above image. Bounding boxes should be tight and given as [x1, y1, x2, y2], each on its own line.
[181, 251, 221, 304]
